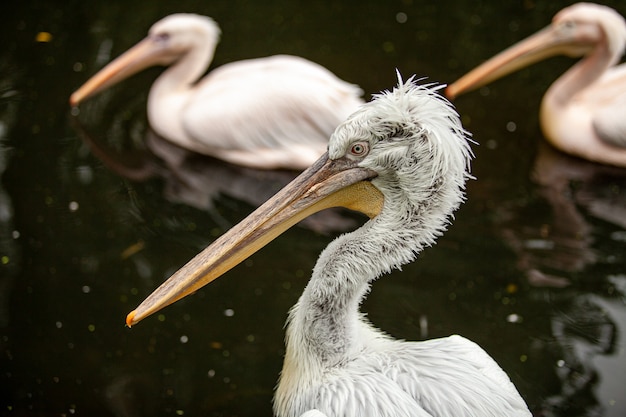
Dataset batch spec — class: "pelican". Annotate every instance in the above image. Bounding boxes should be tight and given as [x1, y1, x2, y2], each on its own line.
[126, 77, 531, 417]
[69, 14, 363, 170]
[446, 3, 626, 168]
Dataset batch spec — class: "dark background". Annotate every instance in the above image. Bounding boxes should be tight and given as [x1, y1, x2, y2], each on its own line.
[1, 1, 625, 416]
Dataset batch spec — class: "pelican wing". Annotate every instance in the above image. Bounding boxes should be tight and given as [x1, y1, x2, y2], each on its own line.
[313, 369, 434, 417]
[381, 336, 531, 417]
[182, 55, 364, 169]
[297, 336, 530, 417]
[593, 98, 626, 149]
[580, 64, 626, 149]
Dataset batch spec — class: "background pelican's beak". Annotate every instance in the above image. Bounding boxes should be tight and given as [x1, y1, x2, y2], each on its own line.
[126, 153, 382, 326]
[446, 25, 585, 99]
[70, 37, 170, 106]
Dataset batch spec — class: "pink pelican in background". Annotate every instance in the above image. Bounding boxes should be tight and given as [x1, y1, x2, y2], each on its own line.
[70, 14, 364, 170]
[446, 3, 626, 168]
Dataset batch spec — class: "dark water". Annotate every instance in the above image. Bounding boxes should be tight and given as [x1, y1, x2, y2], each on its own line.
[1, 1, 626, 416]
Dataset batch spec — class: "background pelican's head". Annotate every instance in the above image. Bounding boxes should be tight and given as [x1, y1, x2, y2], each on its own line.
[146, 14, 222, 66]
[552, 3, 626, 62]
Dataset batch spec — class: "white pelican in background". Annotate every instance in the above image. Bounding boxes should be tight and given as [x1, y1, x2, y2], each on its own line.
[125, 77, 532, 417]
[446, 3, 626, 168]
[69, 14, 363, 170]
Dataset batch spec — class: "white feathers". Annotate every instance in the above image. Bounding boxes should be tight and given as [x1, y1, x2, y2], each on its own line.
[274, 78, 530, 417]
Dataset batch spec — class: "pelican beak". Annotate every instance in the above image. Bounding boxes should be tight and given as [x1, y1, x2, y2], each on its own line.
[70, 37, 173, 106]
[445, 23, 590, 99]
[126, 153, 383, 326]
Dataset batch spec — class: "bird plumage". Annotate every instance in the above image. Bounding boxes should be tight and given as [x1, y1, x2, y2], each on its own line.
[126, 77, 531, 417]
[274, 79, 528, 417]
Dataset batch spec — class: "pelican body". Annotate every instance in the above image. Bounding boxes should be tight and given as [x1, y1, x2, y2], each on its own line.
[126, 77, 531, 416]
[446, 3, 626, 167]
[70, 14, 364, 170]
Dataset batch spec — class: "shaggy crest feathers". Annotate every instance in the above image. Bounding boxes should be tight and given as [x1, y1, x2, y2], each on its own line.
[330, 77, 473, 264]
[318, 77, 475, 293]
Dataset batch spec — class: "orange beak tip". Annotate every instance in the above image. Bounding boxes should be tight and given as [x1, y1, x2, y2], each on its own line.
[444, 86, 456, 100]
[126, 310, 137, 328]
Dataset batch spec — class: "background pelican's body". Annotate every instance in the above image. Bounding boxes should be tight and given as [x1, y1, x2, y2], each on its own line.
[446, 3, 626, 167]
[127, 79, 531, 416]
[70, 14, 364, 169]
[538, 4, 626, 167]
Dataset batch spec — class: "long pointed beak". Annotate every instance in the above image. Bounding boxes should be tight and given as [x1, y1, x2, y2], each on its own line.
[446, 25, 576, 99]
[70, 37, 167, 106]
[126, 153, 383, 326]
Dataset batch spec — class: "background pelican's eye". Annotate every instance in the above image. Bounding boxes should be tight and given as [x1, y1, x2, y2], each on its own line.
[349, 142, 369, 157]
[154, 32, 171, 43]
[559, 20, 576, 32]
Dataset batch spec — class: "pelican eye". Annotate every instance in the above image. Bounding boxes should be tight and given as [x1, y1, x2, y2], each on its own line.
[154, 32, 171, 43]
[348, 141, 369, 158]
[559, 20, 576, 32]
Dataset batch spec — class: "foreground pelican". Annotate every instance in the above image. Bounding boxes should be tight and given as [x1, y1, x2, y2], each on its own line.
[446, 3, 626, 167]
[70, 14, 363, 170]
[126, 77, 531, 416]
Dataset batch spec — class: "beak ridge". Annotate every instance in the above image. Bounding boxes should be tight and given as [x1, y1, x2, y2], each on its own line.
[126, 153, 382, 326]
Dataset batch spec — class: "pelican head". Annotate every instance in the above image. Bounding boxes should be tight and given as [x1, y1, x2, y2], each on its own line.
[126, 75, 472, 327]
[446, 3, 626, 99]
[70, 14, 220, 106]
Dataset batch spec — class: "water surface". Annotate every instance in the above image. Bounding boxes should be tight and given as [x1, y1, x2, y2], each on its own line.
[1, 1, 625, 416]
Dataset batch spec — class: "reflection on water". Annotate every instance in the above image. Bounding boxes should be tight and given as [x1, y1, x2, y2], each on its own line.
[0, 88, 19, 331]
[494, 141, 626, 416]
[499, 142, 626, 287]
[1, 1, 625, 416]
[70, 116, 359, 235]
